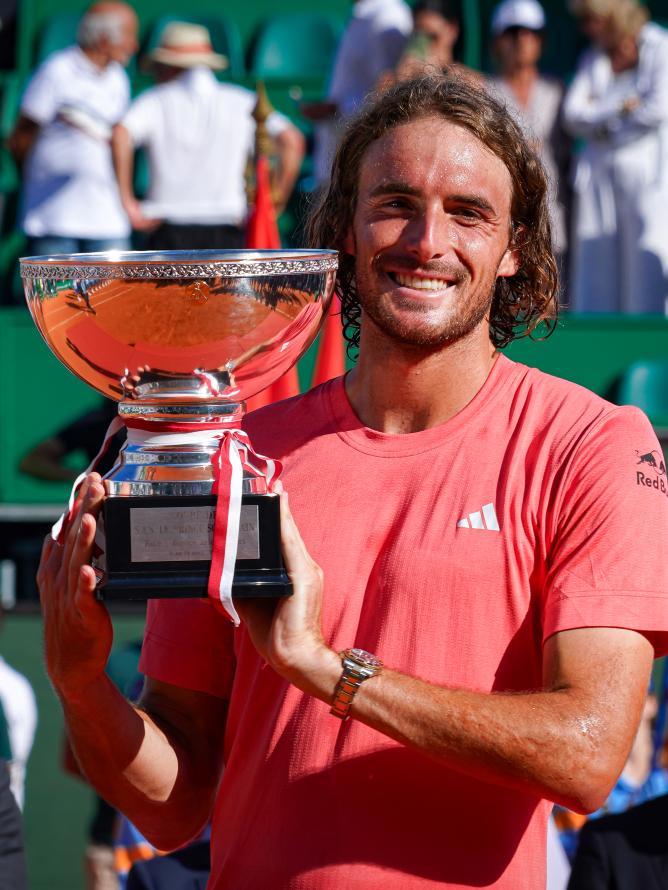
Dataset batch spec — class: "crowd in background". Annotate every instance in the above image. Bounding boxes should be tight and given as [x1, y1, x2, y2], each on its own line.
[3, 0, 668, 315]
[3, 0, 668, 888]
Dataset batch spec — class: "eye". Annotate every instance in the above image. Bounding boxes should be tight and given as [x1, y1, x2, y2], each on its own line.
[451, 206, 485, 224]
[381, 196, 412, 210]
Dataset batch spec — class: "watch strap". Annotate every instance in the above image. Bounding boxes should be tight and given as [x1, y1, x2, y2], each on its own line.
[330, 650, 382, 720]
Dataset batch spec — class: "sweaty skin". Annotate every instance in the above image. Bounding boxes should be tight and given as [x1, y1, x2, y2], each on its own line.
[38, 116, 653, 850]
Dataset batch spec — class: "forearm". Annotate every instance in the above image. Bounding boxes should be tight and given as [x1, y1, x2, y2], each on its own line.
[242, 492, 653, 819]
[290, 654, 609, 811]
[59, 674, 212, 849]
[111, 124, 136, 207]
[284, 626, 651, 815]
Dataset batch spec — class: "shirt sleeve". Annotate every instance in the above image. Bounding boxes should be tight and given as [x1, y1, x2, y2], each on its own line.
[139, 598, 236, 699]
[627, 30, 668, 129]
[20, 58, 60, 125]
[121, 91, 156, 147]
[562, 53, 621, 137]
[543, 406, 668, 654]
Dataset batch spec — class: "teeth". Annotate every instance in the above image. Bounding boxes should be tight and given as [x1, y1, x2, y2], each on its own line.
[394, 273, 450, 291]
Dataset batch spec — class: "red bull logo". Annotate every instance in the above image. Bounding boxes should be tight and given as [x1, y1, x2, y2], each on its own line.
[636, 449, 667, 497]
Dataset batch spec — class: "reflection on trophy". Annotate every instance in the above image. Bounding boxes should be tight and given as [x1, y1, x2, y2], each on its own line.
[21, 250, 337, 621]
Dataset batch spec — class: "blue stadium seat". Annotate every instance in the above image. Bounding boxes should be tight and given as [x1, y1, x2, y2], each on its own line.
[35, 12, 81, 66]
[250, 13, 343, 81]
[617, 359, 668, 430]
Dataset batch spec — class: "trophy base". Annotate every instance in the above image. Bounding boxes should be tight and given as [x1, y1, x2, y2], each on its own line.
[95, 493, 292, 602]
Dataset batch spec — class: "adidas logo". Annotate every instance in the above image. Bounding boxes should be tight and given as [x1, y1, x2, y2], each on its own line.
[456, 503, 500, 531]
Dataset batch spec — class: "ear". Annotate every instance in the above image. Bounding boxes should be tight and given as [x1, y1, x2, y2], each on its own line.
[497, 244, 520, 278]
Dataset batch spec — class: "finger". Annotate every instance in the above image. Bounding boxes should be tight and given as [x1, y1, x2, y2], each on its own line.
[73, 562, 103, 619]
[37, 532, 59, 602]
[66, 500, 101, 598]
[63, 478, 104, 591]
[278, 490, 315, 575]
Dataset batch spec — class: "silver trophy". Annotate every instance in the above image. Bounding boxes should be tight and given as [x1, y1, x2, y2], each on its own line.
[21, 250, 338, 611]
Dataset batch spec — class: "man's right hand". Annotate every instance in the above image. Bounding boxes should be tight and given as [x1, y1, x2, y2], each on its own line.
[37, 473, 113, 701]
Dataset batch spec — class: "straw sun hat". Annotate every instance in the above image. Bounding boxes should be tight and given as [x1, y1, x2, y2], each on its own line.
[147, 21, 228, 70]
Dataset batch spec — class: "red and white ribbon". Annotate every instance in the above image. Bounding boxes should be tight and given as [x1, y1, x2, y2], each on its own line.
[54, 413, 281, 625]
[208, 428, 281, 625]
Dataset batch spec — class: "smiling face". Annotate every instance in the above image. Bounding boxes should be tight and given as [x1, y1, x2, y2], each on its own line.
[345, 115, 519, 350]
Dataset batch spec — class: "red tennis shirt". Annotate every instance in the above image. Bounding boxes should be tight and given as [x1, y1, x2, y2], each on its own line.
[141, 355, 668, 889]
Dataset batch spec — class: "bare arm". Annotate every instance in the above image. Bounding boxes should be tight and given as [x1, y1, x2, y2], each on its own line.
[272, 125, 306, 213]
[7, 114, 40, 165]
[38, 475, 227, 849]
[111, 124, 157, 232]
[20, 438, 78, 481]
[237, 490, 654, 815]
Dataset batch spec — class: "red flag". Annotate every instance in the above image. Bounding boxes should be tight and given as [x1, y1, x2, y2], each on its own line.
[311, 295, 346, 387]
[245, 155, 300, 412]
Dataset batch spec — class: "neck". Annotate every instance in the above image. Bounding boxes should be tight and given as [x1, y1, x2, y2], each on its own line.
[345, 318, 498, 433]
[81, 45, 110, 70]
[503, 64, 537, 93]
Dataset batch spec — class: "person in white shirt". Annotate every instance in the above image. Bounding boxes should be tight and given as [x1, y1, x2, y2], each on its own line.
[301, 0, 412, 185]
[0, 658, 36, 812]
[487, 0, 570, 265]
[111, 22, 305, 251]
[8, 1, 138, 257]
[564, 0, 668, 313]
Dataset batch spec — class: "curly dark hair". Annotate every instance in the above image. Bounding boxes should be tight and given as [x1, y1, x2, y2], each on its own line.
[305, 74, 559, 357]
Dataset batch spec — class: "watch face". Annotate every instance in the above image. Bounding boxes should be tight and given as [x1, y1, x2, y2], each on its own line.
[348, 648, 383, 669]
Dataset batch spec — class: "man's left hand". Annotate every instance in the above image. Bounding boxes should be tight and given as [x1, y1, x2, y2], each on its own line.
[234, 487, 340, 697]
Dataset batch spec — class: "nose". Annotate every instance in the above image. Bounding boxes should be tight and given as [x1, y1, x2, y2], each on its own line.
[403, 206, 452, 263]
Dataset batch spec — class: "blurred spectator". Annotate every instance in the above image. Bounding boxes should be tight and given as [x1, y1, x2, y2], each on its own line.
[302, 0, 412, 185]
[111, 22, 305, 251]
[8, 1, 138, 257]
[0, 608, 36, 811]
[487, 0, 570, 266]
[0, 759, 27, 889]
[385, 0, 482, 88]
[126, 841, 210, 890]
[555, 690, 668, 861]
[564, 0, 668, 313]
[567, 794, 668, 888]
[20, 400, 122, 483]
[394, 0, 460, 77]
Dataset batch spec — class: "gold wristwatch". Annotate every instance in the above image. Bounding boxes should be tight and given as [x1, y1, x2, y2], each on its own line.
[330, 648, 383, 720]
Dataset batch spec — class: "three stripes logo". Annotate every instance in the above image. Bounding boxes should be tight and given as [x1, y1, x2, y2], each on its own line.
[456, 503, 500, 532]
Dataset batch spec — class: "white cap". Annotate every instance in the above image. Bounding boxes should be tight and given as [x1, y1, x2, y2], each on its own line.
[491, 0, 546, 35]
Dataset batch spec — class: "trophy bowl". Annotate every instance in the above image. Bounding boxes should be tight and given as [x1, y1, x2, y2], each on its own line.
[20, 249, 338, 609]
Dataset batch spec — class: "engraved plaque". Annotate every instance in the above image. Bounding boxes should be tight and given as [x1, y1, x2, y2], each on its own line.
[130, 505, 260, 563]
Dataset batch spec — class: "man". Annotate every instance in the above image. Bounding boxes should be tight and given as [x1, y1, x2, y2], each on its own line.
[38, 76, 668, 889]
[302, 0, 412, 185]
[0, 757, 27, 890]
[487, 0, 570, 267]
[0, 611, 37, 811]
[111, 21, 305, 250]
[8, 1, 138, 256]
[567, 792, 668, 888]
